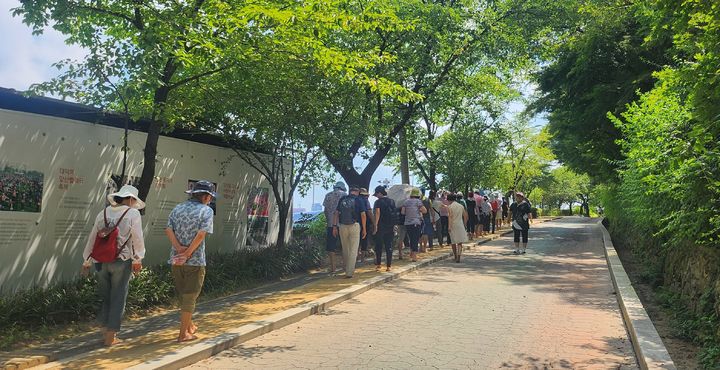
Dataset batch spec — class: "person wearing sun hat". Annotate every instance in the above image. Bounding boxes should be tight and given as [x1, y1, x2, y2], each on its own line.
[82, 184, 146, 346]
[510, 191, 532, 254]
[323, 181, 347, 273]
[166, 180, 216, 342]
[401, 187, 427, 262]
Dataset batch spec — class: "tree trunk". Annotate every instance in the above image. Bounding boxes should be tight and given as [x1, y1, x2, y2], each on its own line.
[137, 119, 162, 202]
[399, 127, 410, 184]
[568, 201, 573, 215]
[276, 202, 290, 248]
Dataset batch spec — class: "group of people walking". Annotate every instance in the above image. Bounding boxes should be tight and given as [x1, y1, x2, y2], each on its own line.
[82, 180, 216, 346]
[323, 182, 534, 277]
[80, 178, 532, 346]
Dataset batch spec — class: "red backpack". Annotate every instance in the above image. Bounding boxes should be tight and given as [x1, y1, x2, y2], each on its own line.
[89, 207, 131, 263]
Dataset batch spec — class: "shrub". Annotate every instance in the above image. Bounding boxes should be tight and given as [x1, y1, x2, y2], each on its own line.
[0, 239, 324, 350]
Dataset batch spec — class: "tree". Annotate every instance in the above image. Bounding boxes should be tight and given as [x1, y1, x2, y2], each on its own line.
[316, 0, 571, 190]
[13, 0, 414, 202]
[533, 1, 672, 182]
[495, 119, 555, 195]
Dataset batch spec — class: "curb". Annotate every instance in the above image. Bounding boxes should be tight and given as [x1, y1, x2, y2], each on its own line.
[597, 219, 676, 370]
[129, 249, 457, 370]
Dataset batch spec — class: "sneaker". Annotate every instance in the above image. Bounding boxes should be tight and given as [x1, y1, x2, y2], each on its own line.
[512, 250, 520, 255]
[521, 250, 526, 254]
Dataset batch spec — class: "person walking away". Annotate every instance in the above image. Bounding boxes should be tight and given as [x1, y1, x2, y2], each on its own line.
[82, 185, 145, 346]
[437, 192, 450, 247]
[332, 186, 367, 278]
[501, 196, 510, 226]
[465, 192, 477, 239]
[323, 182, 347, 272]
[445, 194, 469, 262]
[473, 191, 483, 237]
[358, 188, 374, 264]
[372, 186, 395, 272]
[510, 191, 533, 254]
[401, 188, 427, 262]
[490, 195, 499, 233]
[165, 180, 215, 342]
[420, 191, 436, 252]
[480, 195, 492, 236]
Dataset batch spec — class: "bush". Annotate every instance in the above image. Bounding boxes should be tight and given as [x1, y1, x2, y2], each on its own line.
[0, 239, 325, 350]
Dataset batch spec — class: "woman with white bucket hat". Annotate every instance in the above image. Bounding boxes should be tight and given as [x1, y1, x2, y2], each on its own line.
[82, 184, 146, 346]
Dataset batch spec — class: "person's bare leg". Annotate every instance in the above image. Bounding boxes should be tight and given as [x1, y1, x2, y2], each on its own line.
[329, 252, 336, 272]
[178, 311, 196, 342]
[103, 330, 120, 346]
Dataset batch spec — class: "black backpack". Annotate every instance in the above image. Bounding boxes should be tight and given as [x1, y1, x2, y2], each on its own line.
[376, 198, 399, 227]
[337, 196, 357, 225]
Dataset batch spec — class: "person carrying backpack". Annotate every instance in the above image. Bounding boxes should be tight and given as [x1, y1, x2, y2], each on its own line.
[323, 182, 347, 272]
[82, 185, 146, 346]
[332, 186, 367, 278]
[420, 190, 436, 252]
[402, 188, 427, 262]
[372, 185, 395, 272]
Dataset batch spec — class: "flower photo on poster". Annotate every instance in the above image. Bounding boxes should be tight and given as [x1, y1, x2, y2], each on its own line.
[246, 187, 269, 246]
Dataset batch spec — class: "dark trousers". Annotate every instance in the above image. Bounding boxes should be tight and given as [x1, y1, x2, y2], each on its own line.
[490, 212, 496, 233]
[374, 231, 394, 267]
[438, 216, 449, 245]
[513, 227, 529, 243]
[406, 224, 421, 252]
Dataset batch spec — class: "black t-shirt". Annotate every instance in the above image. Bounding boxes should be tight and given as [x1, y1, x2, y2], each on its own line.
[510, 200, 532, 230]
[373, 197, 396, 234]
[466, 199, 476, 216]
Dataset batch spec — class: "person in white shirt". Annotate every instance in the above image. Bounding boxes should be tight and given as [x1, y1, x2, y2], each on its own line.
[82, 185, 146, 346]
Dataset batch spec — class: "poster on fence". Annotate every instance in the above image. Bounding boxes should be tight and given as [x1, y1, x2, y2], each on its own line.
[246, 186, 269, 246]
[0, 164, 44, 213]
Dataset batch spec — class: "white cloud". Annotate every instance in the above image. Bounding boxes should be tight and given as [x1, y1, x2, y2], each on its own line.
[0, 0, 87, 91]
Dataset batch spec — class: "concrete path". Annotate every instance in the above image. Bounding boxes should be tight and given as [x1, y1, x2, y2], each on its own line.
[187, 217, 638, 369]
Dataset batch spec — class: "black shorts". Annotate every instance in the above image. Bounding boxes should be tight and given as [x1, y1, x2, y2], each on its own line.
[326, 227, 339, 252]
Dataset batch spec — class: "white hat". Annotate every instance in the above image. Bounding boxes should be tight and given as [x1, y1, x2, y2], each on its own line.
[107, 185, 146, 209]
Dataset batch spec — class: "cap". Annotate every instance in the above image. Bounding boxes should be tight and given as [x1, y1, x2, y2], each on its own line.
[333, 181, 346, 191]
[359, 187, 369, 196]
[373, 185, 387, 196]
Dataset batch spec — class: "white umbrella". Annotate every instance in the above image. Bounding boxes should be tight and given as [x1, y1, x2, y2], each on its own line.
[386, 184, 414, 206]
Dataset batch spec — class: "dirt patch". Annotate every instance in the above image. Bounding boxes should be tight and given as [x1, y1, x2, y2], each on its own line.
[614, 240, 701, 369]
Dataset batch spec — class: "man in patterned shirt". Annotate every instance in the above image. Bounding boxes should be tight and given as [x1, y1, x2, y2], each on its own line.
[165, 180, 215, 342]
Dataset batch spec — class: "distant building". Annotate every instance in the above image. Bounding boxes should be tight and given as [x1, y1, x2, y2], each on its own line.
[311, 203, 322, 212]
[293, 207, 307, 213]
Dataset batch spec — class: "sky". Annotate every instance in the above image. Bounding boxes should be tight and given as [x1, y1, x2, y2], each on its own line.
[0, 0, 412, 211]
[0, 0, 541, 212]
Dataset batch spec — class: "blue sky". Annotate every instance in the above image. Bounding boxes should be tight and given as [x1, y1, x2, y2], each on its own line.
[1, 1, 545, 211]
[0, 0, 408, 211]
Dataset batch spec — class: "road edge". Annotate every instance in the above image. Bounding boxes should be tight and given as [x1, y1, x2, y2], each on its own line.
[597, 219, 676, 370]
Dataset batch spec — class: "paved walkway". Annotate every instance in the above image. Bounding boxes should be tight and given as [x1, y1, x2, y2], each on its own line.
[1, 222, 520, 370]
[188, 217, 637, 369]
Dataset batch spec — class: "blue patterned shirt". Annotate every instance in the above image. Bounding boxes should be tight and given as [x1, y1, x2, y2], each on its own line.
[167, 198, 214, 266]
